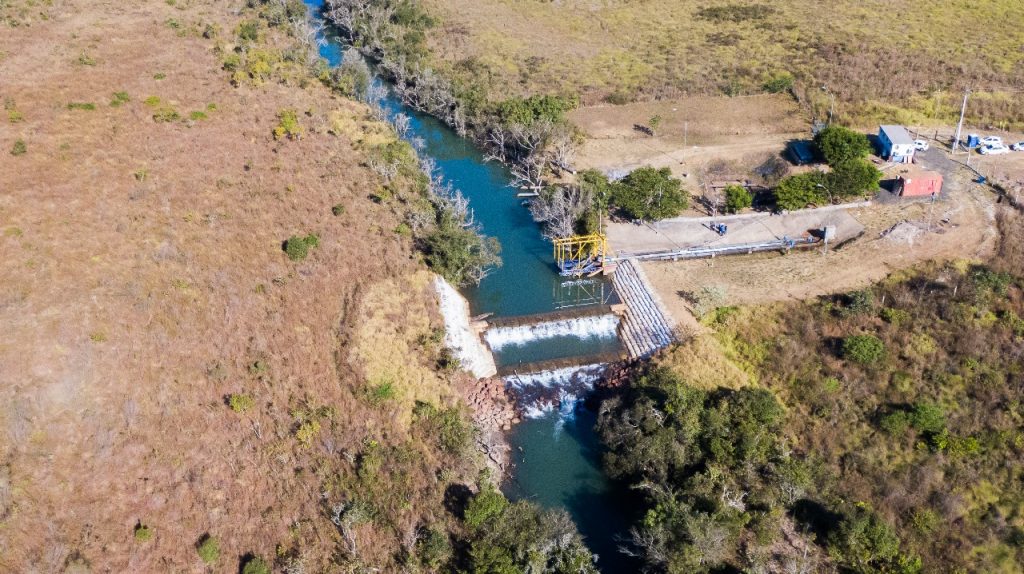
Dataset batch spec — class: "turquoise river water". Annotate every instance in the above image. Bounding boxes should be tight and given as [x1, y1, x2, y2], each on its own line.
[307, 3, 638, 570]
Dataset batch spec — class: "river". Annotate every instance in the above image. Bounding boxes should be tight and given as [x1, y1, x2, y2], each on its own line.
[305, 3, 637, 570]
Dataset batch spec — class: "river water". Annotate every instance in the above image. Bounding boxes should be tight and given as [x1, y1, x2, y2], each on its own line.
[306, 3, 636, 570]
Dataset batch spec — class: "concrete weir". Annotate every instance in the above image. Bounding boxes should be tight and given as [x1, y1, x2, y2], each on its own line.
[611, 259, 676, 359]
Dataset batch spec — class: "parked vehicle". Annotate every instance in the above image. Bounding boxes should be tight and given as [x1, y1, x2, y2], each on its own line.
[1011, 141, 1024, 151]
[979, 143, 1010, 155]
[979, 136, 1003, 146]
[914, 139, 929, 151]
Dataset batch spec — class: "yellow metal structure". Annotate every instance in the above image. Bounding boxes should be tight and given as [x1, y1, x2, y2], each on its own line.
[553, 233, 608, 276]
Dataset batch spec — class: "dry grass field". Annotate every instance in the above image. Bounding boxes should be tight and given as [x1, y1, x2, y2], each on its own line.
[422, 0, 1024, 129]
[0, 0, 482, 571]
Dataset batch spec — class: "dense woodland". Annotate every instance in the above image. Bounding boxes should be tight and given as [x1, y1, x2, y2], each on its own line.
[598, 210, 1024, 573]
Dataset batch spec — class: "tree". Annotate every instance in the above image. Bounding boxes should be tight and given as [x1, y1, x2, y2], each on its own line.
[828, 505, 920, 574]
[814, 126, 871, 166]
[424, 218, 502, 286]
[611, 167, 688, 220]
[528, 185, 593, 239]
[723, 184, 752, 213]
[825, 159, 881, 199]
[773, 172, 825, 210]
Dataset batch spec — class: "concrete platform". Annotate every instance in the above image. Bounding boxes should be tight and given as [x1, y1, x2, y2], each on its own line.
[607, 206, 865, 258]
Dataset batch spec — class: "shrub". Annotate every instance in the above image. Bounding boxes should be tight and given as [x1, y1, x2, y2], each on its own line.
[273, 108, 302, 140]
[11, 139, 26, 156]
[152, 106, 180, 122]
[424, 219, 502, 286]
[880, 307, 910, 326]
[723, 184, 752, 213]
[464, 486, 508, 529]
[188, 110, 207, 121]
[283, 234, 319, 261]
[294, 420, 321, 447]
[241, 556, 270, 574]
[842, 334, 886, 365]
[66, 102, 96, 111]
[109, 91, 130, 107]
[228, 393, 255, 413]
[611, 166, 688, 220]
[774, 171, 825, 210]
[880, 410, 911, 435]
[153, 72, 166, 80]
[143, 95, 161, 107]
[134, 523, 154, 542]
[196, 535, 220, 563]
[909, 402, 945, 434]
[814, 126, 871, 166]
[331, 203, 345, 216]
[763, 72, 794, 93]
[416, 528, 451, 569]
[494, 94, 578, 126]
[366, 381, 396, 405]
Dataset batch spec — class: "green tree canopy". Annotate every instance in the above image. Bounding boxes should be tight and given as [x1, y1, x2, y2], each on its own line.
[723, 184, 753, 213]
[815, 125, 871, 166]
[842, 334, 886, 365]
[611, 166, 688, 220]
[825, 158, 882, 199]
[773, 171, 826, 210]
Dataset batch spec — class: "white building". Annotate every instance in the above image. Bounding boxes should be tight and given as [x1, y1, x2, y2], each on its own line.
[878, 125, 915, 163]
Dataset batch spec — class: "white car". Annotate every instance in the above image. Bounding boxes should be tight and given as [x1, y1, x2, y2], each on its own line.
[979, 143, 1010, 155]
[980, 136, 1003, 146]
[1011, 141, 1024, 151]
[913, 139, 929, 151]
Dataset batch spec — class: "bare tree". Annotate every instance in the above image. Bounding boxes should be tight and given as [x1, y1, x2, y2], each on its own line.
[528, 185, 593, 239]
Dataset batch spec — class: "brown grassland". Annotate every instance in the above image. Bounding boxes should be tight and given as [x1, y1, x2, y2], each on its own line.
[1, 0, 485, 571]
[421, 0, 1024, 129]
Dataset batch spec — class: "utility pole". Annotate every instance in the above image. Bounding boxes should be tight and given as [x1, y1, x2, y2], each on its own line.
[952, 88, 970, 153]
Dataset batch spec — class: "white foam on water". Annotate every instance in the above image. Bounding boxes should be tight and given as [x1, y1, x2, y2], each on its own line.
[434, 277, 497, 378]
[523, 401, 556, 419]
[484, 314, 620, 350]
[504, 364, 607, 389]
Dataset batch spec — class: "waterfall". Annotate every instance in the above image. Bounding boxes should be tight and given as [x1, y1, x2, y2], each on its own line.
[484, 315, 620, 351]
[505, 364, 607, 420]
[434, 277, 497, 378]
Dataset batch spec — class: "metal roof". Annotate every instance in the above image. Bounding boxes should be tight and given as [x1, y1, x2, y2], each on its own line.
[879, 125, 914, 146]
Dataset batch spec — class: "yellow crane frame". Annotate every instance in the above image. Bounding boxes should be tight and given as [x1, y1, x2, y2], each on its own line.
[553, 233, 608, 276]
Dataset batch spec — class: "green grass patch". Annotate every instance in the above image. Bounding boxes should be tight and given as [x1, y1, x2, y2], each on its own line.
[10, 139, 26, 156]
[66, 102, 96, 111]
[109, 91, 130, 107]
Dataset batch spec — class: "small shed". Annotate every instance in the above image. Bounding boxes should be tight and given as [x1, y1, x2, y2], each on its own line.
[896, 168, 942, 197]
[788, 140, 815, 165]
[878, 125, 915, 163]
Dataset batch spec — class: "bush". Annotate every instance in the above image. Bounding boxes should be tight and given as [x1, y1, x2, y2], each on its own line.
[241, 556, 270, 574]
[424, 219, 502, 286]
[464, 486, 508, 530]
[763, 72, 794, 93]
[196, 535, 220, 564]
[10, 139, 26, 156]
[814, 125, 871, 166]
[416, 528, 451, 569]
[880, 411, 911, 435]
[909, 402, 945, 434]
[494, 94, 578, 126]
[774, 171, 825, 210]
[611, 166, 688, 220]
[228, 393, 255, 413]
[283, 233, 319, 261]
[152, 106, 180, 123]
[109, 91, 130, 107]
[294, 419, 321, 447]
[66, 102, 96, 111]
[842, 334, 886, 365]
[723, 184, 752, 213]
[273, 108, 302, 140]
[366, 381, 396, 405]
[331, 203, 345, 216]
[134, 523, 153, 542]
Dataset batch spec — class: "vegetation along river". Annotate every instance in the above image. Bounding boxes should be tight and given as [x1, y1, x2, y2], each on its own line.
[306, 1, 637, 569]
